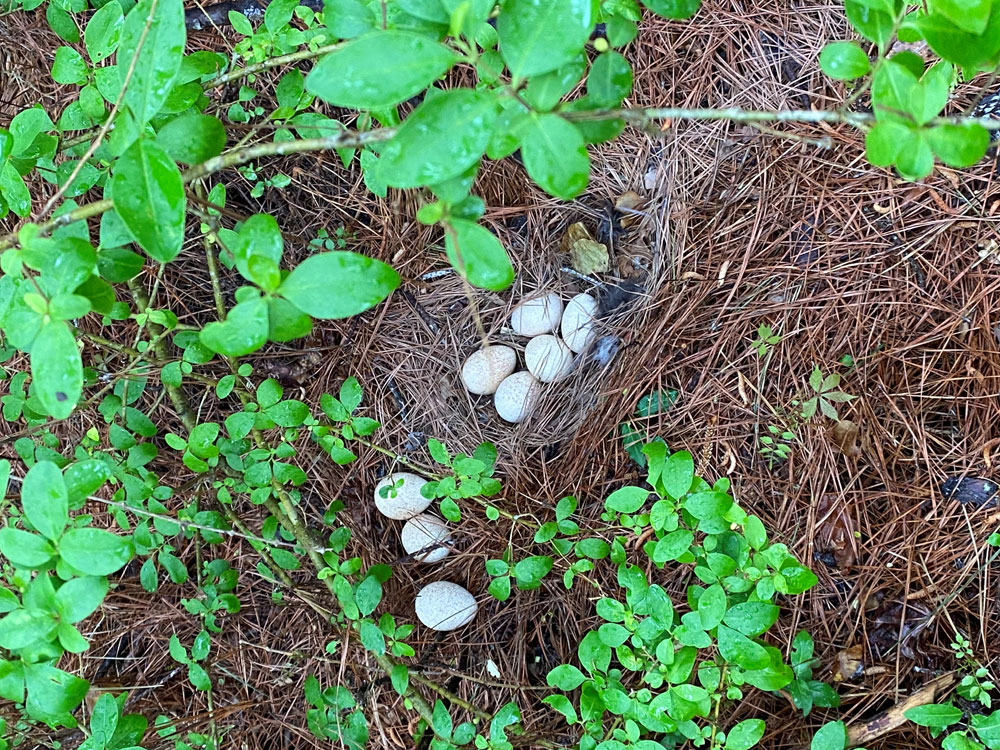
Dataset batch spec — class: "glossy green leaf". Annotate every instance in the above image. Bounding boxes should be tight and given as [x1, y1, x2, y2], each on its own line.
[279, 251, 399, 318]
[929, 122, 990, 166]
[844, 0, 896, 48]
[723, 602, 780, 636]
[30, 321, 82, 420]
[22, 461, 69, 541]
[155, 114, 226, 164]
[917, 6, 1000, 67]
[378, 89, 499, 188]
[904, 703, 963, 728]
[718, 624, 770, 670]
[268, 297, 313, 342]
[85, 1, 124, 63]
[587, 51, 633, 106]
[725, 719, 765, 750]
[306, 30, 455, 110]
[54, 576, 108, 623]
[497, 0, 597, 78]
[443, 218, 514, 291]
[52, 46, 88, 85]
[59, 527, 133, 575]
[520, 114, 590, 199]
[0, 164, 31, 217]
[819, 41, 871, 80]
[324, 0, 377, 37]
[642, 0, 700, 19]
[0, 527, 55, 568]
[895, 130, 935, 179]
[865, 121, 910, 166]
[117, 0, 186, 124]
[111, 139, 186, 262]
[523, 56, 586, 112]
[97, 246, 144, 282]
[810, 721, 847, 750]
[200, 297, 269, 356]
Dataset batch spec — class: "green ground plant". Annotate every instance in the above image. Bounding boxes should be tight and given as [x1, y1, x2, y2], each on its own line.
[0, 0, 998, 746]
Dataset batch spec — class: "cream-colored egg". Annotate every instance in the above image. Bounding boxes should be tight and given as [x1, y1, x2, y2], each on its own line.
[401, 514, 452, 563]
[493, 371, 542, 423]
[461, 346, 517, 395]
[561, 293, 599, 353]
[524, 335, 574, 383]
[414, 581, 477, 631]
[374, 472, 431, 520]
[510, 293, 563, 336]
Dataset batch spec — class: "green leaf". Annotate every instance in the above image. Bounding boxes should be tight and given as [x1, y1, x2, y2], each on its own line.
[324, 0, 377, 38]
[513, 555, 553, 589]
[523, 57, 586, 112]
[156, 114, 226, 164]
[642, 0, 700, 19]
[547, 664, 587, 690]
[895, 130, 935, 180]
[0, 527, 55, 568]
[390, 663, 409, 695]
[726, 719, 765, 750]
[872, 59, 917, 122]
[52, 46, 88, 85]
[917, 8, 1000, 68]
[279, 251, 400, 318]
[605, 486, 649, 513]
[360, 620, 385, 654]
[85, 0, 124, 63]
[59, 527, 133, 575]
[268, 297, 313, 342]
[199, 298, 269, 356]
[378, 89, 499, 189]
[718, 624, 770, 670]
[588, 51, 633, 106]
[0, 609, 51, 649]
[972, 711, 1000, 745]
[54, 576, 108, 623]
[488, 575, 511, 601]
[865, 121, 910, 166]
[187, 663, 211, 691]
[442, 218, 514, 291]
[306, 30, 455, 110]
[264, 0, 298, 32]
[30, 321, 82, 420]
[819, 41, 871, 80]
[844, 0, 896, 48]
[904, 703, 963, 728]
[24, 662, 89, 728]
[811, 720, 847, 750]
[117, 0, 186, 124]
[498, 0, 597, 78]
[651, 529, 693, 563]
[9, 107, 54, 155]
[1, 164, 31, 217]
[662, 450, 694, 499]
[22, 461, 69, 541]
[684, 490, 733, 520]
[723, 602, 780, 636]
[696, 584, 727, 629]
[519, 114, 590, 199]
[929, 0, 992, 34]
[111, 139, 186, 262]
[929, 123, 990, 167]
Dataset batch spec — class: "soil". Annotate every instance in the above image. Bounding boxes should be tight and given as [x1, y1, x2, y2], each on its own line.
[2, 2, 1000, 749]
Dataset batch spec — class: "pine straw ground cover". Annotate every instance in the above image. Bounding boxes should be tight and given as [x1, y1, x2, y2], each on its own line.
[3, 1, 1000, 749]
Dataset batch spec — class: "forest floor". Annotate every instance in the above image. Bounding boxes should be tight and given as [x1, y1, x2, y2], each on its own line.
[3, 1, 1000, 748]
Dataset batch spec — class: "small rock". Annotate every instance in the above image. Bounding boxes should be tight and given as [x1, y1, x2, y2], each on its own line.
[374, 472, 432, 520]
[510, 293, 563, 336]
[461, 345, 517, 395]
[494, 371, 542, 423]
[524, 335, 574, 383]
[561, 293, 599, 353]
[414, 581, 478, 631]
[401, 514, 452, 563]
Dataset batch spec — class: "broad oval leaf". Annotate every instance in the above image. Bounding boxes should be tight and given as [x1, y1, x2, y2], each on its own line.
[30, 321, 82, 420]
[819, 41, 871, 80]
[587, 50, 634, 106]
[725, 718, 765, 750]
[642, 0, 701, 19]
[497, 0, 597, 79]
[378, 89, 499, 188]
[59, 527, 134, 575]
[155, 113, 226, 164]
[85, 1, 124, 63]
[443, 218, 514, 291]
[111, 139, 186, 262]
[520, 114, 590, 199]
[305, 30, 455, 110]
[54, 576, 109, 623]
[22, 461, 69, 542]
[117, 0, 186, 124]
[199, 297, 269, 356]
[928, 122, 990, 167]
[278, 251, 400, 319]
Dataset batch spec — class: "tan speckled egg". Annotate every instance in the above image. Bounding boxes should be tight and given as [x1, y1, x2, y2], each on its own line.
[561, 293, 599, 353]
[401, 514, 452, 563]
[414, 581, 477, 631]
[524, 335, 574, 383]
[460, 345, 517, 395]
[374, 472, 431, 520]
[510, 293, 563, 336]
[493, 371, 542, 423]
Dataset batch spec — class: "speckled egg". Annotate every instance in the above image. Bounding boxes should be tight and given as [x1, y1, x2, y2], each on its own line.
[401, 514, 452, 563]
[493, 371, 542, 423]
[414, 581, 478, 631]
[461, 346, 517, 395]
[524, 335, 574, 383]
[561, 293, 599, 353]
[510, 293, 563, 336]
[374, 472, 431, 520]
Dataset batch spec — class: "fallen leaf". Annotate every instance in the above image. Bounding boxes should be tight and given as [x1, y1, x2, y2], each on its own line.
[815, 494, 857, 571]
[828, 419, 861, 458]
[562, 222, 609, 275]
[833, 644, 865, 682]
[615, 191, 647, 228]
